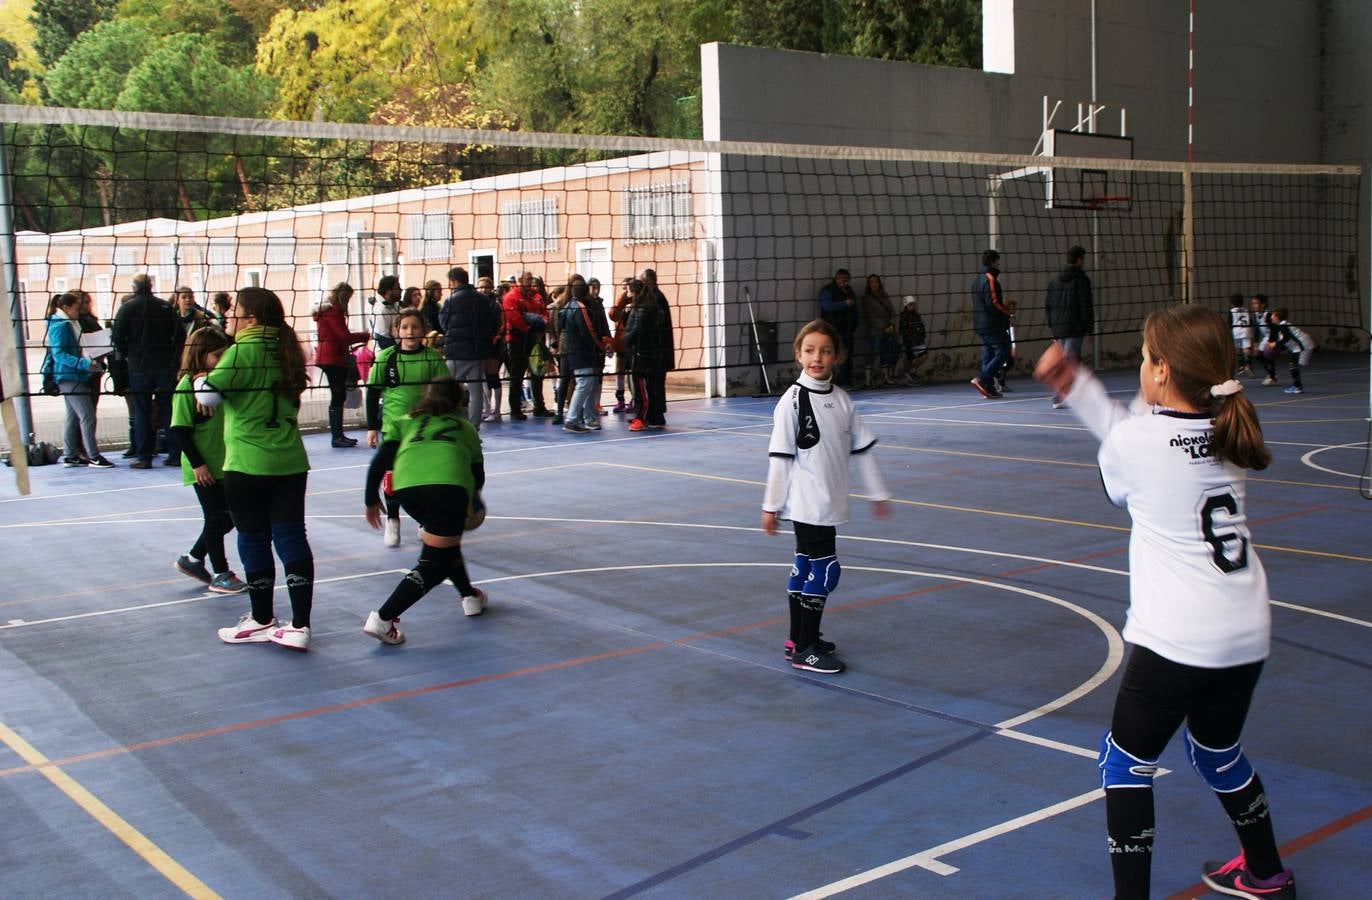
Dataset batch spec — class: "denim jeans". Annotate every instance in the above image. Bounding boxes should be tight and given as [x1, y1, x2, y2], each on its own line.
[978, 331, 1012, 385]
[567, 366, 597, 425]
[128, 367, 175, 461]
[1057, 335, 1085, 359]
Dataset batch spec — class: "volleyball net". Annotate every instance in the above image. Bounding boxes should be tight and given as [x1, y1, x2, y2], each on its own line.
[0, 104, 1364, 455]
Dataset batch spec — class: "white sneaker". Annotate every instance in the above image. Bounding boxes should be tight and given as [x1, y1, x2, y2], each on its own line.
[269, 623, 311, 651]
[218, 613, 277, 644]
[1051, 399, 1066, 409]
[462, 588, 487, 617]
[383, 518, 401, 548]
[363, 610, 405, 645]
[1261, 377, 1277, 386]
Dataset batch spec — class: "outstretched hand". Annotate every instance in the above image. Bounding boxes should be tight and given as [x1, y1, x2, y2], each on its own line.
[1034, 342, 1077, 397]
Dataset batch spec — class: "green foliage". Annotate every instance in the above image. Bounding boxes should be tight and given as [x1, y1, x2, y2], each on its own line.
[0, 38, 29, 92]
[115, 0, 259, 66]
[29, 0, 118, 68]
[735, 0, 980, 67]
[41, 18, 155, 108]
[254, 0, 481, 123]
[118, 32, 274, 117]
[469, 0, 734, 139]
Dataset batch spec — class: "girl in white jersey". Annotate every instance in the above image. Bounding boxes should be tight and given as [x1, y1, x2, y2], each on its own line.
[1036, 305, 1293, 900]
[762, 320, 890, 674]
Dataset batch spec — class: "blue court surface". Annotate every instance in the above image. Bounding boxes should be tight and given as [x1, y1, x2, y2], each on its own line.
[1, 356, 1369, 899]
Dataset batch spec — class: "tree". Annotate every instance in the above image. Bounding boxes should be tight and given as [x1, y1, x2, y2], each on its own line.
[41, 17, 154, 108]
[468, 0, 734, 138]
[0, 38, 29, 93]
[29, 0, 117, 69]
[735, 0, 980, 68]
[115, 0, 260, 66]
[254, 0, 482, 123]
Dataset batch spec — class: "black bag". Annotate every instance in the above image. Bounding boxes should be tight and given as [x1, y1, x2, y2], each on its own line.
[6, 441, 61, 467]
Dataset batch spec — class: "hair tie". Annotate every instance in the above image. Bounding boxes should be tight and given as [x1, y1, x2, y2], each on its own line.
[1210, 380, 1243, 398]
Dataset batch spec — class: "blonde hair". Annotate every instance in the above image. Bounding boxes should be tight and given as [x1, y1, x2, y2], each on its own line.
[792, 319, 846, 364]
[1143, 305, 1270, 470]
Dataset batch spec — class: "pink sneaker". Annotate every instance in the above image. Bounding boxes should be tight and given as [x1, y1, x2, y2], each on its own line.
[1201, 853, 1295, 899]
[217, 613, 276, 644]
[268, 623, 311, 651]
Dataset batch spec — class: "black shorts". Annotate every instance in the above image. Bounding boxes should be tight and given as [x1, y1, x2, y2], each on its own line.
[792, 520, 837, 558]
[393, 483, 470, 538]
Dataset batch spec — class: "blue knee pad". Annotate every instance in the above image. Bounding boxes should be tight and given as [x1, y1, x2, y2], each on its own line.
[1185, 728, 1254, 793]
[804, 555, 841, 598]
[271, 521, 312, 566]
[787, 554, 811, 593]
[1098, 731, 1159, 790]
[237, 530, 273, 573]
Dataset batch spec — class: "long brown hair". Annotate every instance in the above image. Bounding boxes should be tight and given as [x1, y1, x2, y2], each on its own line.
[179, 327, 231, 381]
[410, 376, 466, 418]
[235, 287, 309, 404]
[1143, 305, 1270, 470]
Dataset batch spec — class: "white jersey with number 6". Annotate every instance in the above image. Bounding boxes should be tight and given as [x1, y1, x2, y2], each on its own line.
[1066, 370, 1270, 669]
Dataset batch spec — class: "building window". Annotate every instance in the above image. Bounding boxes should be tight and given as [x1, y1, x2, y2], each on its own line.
[405, 213, 452, 261]
[500, 198, 558, 255]
[208, 238, 237, 275]
[624, 181, 692, 243]
[26, 258, 48, 284]
[266, 231, 296, 266]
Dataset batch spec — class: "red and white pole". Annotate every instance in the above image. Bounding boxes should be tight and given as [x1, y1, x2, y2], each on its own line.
[1187, 0, 1195, 161]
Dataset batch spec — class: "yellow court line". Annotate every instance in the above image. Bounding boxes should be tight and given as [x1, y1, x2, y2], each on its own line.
[0, 721, 219, 898]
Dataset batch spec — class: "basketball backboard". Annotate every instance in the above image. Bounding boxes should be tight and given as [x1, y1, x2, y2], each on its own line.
[1044, 130, 1134, 210]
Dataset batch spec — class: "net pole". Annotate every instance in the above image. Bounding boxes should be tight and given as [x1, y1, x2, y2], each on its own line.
[0, 135, 32, 493]
[1182, 166, 1196, 304]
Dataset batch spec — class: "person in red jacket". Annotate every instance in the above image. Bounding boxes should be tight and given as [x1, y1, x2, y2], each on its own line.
[314, 282, 370, 447]
[500, 271, 551, 420]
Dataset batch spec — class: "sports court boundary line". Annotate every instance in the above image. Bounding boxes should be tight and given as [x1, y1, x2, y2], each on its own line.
[1165, 802, 1372, 899]
[0, 721, 219, 898]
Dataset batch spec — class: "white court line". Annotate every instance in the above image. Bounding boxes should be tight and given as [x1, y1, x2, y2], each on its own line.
[789, 788, 1109, 892]
[0, 570, 407, 630]
[1299, 441, 1370, 479]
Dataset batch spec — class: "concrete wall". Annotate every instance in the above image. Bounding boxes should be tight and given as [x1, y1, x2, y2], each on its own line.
[701, 0, 1366, 393]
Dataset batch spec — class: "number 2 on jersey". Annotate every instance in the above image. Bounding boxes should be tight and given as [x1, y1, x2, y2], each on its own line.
[411, 414, 460, 443]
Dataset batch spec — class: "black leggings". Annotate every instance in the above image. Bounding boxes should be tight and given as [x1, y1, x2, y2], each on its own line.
[223, 471, 313, 627]
[190, 481, 234, 574]
[318, 364, 349, 414]
[1110, 644, 1262, 758]
[792, 521, 837, 559]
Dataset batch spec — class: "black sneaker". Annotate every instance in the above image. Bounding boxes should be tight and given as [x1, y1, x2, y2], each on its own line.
[784, 634, 836, 660]
[62, 456, 88, 468]
[175, 554, 212, 584]
[87, 455, 116, 468]
[1201, 854, 1295, 899]
[121, 447, 139, 458]
[791, 643, 846, 674]
[129, 459, 153, 469]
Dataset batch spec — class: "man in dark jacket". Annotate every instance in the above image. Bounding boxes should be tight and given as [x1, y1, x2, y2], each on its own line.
[439, 266, 497, 430]
[817, 268, 858, 386]
[969, 250, 1012, 399]
[112, 273, 180, 467]
[1044, 245, 1094, 407]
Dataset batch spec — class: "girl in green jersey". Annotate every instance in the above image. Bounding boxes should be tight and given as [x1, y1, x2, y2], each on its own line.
[196, 287, 317, 651]
[365, 309, 448, 548]
[170, 327, 246, 594]
[362, 378, 486, 645]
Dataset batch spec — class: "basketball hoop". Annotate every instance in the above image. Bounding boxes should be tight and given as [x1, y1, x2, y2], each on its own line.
[1085, 195, 1132, 211]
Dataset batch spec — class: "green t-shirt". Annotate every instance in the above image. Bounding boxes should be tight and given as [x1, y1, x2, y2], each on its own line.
[171, 373, 226, 486]
[389, 412, 482, 495]
[206, 325, 310, 476]
[366, 345, 449, 439]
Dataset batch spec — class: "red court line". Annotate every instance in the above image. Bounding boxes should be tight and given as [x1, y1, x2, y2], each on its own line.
[0, 643, 662, 779]
[1165, 803, 1372, 899]
[0, 548, 1120, 779]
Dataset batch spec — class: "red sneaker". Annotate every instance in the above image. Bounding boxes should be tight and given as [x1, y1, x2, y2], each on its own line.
[628, 419, 646, 432]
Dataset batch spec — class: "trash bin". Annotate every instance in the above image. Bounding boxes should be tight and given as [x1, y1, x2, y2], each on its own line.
[746, 319, 778, 365]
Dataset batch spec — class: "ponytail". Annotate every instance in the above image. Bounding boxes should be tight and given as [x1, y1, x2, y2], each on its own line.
[1143, 304, 1271, 471]
[1212, 392, 1271, 471]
